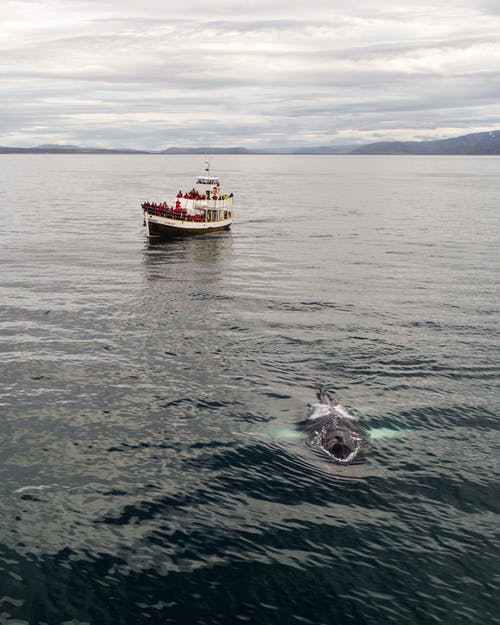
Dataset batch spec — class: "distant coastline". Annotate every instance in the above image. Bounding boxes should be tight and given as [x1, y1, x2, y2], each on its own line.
[1, 130, 499, 155]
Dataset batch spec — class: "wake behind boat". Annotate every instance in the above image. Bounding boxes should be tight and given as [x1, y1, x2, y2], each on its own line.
[142, 161, 234, 238]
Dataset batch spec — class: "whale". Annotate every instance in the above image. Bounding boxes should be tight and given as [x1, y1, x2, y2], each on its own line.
[254, 388, 409, 459]
[301, 388, 369, 464]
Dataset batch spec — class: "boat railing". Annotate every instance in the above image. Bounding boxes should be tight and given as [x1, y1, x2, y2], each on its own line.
[207, 198, 233, 209]
[181, 197, 233, 210]
[143, 205, 231, 223]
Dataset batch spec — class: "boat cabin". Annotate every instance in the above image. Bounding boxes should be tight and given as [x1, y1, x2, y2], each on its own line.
[196, 176, 220, 187]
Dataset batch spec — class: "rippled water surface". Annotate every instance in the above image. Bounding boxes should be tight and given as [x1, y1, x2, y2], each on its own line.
[0, 154, 499, 624]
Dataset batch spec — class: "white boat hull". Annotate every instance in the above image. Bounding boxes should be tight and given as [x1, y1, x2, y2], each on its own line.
[146, 214, 232, 238]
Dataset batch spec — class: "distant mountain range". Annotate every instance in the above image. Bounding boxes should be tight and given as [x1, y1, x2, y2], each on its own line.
[1, 130, 499, 155]
[0, 144, 148, 154]
[161, 146, 255, 154]
[350, 130, 500, 155]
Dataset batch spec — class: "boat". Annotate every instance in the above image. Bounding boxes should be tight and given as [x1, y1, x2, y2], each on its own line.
[141, 161, 234, 238]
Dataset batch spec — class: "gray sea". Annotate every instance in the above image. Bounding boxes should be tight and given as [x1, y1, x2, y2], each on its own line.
[0, 154, 499, 624]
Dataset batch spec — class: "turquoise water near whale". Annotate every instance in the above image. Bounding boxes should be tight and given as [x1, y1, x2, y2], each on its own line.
[0, 154, 499, 624]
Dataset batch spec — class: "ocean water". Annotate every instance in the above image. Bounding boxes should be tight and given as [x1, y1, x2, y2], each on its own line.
[0, 154, 498, 625]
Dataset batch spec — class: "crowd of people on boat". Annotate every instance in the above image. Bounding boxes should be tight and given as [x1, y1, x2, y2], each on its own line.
[141, 201, 206, 221]
[176, 188, 233, 201]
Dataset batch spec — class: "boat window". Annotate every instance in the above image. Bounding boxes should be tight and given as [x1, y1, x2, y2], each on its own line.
[196, 177, 219, 185]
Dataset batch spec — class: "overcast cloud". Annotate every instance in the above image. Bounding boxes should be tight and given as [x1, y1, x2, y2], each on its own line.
[1, 0, 499, 149]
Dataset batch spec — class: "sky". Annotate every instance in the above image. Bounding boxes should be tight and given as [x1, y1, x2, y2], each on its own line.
[2, 0, 500, 150]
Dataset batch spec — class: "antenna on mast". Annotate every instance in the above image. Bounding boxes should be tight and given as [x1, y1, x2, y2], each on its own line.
[205, 157, 211, 175]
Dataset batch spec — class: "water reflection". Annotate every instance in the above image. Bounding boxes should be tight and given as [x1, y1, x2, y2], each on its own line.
[142, 232, 233, 284]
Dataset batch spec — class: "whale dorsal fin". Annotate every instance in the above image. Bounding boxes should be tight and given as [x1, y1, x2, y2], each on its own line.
[316, 386, 336, 406]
